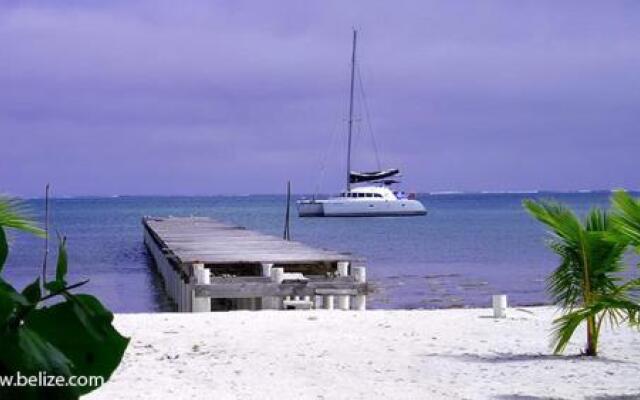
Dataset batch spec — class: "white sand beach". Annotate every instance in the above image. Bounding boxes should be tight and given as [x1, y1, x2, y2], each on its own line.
[86, 307, 640, 400]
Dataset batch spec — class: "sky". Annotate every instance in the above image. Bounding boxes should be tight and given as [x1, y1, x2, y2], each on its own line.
[1, 0, 639, 197]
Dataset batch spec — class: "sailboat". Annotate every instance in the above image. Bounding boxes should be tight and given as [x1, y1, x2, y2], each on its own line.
[297, 30, 427, 217]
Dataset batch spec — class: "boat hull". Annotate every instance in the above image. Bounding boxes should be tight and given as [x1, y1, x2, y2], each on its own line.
[297, 199, 427, 217]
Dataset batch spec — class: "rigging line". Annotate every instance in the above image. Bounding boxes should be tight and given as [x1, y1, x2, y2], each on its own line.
[316, 61, 356, 196]
[352, 95, 361, 169]
[354, 104, 368, 171]
[356, 62, 382, 170]
[314, 110, 343, 197]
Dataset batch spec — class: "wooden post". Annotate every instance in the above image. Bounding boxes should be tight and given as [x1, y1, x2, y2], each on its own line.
[181, 274, 188, 312]
[172, 267, 178, 305]
[192, 263, 211, 312]
[174, 266, 180, 307]
[177, 273, 182, 312]
[352, 266, 366, 311]
[171, 273, 175, 304]
[270, 267, 284, 310]
[167, 264, 171, 292]
[314, 295, 322, 309]
[283, 181, 291, 240]
[261, 263, 274, 310]
[186, 274, 191, 312]
[337, 261, 350, 310]
[185, 275, 192, 312]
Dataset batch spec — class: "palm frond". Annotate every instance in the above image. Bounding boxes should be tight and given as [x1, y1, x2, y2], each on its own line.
[585, 207, 608, 232]
[551, 308, 591, 354]
[611, 191, 640, 246]
[546, 242, 583, 308]
[523, 200, 583, 246]
[0, 196, 45, 237]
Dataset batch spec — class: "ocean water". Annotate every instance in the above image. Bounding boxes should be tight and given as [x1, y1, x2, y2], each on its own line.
[1, 192, 630, 312]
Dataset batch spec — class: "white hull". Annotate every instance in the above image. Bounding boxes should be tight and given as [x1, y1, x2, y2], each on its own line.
[298, 198, 427, 217]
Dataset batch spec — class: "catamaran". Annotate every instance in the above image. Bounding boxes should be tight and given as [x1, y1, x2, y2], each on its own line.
[297, 30, 427, 217]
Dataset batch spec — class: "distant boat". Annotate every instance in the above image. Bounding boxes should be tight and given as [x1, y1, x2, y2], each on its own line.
[297, 30, 427, 217]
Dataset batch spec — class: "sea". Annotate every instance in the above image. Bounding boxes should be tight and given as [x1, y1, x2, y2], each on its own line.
[2, 191, 633, 312]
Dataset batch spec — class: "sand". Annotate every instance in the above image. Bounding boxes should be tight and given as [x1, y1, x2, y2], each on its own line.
[85, 307, 640, 400]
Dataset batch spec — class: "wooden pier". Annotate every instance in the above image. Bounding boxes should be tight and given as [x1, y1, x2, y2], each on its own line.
[143, 216, 368, 312]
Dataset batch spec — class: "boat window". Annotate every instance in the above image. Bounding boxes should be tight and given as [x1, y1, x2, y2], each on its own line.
[374, 193, 382, 198]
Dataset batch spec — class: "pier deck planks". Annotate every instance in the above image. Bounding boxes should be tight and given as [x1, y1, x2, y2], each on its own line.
[143, 216, 356, 265]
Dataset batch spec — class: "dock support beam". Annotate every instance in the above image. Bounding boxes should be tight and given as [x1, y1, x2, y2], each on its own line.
[269, 267, 284, 310]
[181, 273, 190, 312]
[337, 261, 351, 310]
[323, 294, 334, 310]
[352, 266, 366, 310]
[261, 263, 274, 310]
[192, 263, 211, 312]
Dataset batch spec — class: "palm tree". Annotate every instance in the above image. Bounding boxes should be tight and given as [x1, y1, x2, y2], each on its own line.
[524, 199, 639, 356]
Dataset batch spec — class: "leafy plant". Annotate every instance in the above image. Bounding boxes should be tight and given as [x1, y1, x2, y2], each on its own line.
[0, 196, 129, 399]
[524, 198, 640, 356]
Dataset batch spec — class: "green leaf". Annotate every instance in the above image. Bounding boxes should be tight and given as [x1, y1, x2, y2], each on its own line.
[0, 226, 7, 273]
[0, 277, 30, 307]
[44, 281, 66, 293]
[25, 294, 130, 395]
[0, 285, 15, 326]
[22, 278, 41, 304]
[55, 235, 68, 285]
[0, 327, 78, 399]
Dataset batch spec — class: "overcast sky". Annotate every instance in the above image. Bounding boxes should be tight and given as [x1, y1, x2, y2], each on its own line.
[1, 1, 639, 197]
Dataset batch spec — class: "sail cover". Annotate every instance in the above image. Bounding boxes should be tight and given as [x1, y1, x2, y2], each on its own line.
[349, 169, 399, 183]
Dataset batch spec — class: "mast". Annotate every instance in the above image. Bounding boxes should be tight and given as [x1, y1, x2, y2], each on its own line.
[346, 29, 357, 192]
